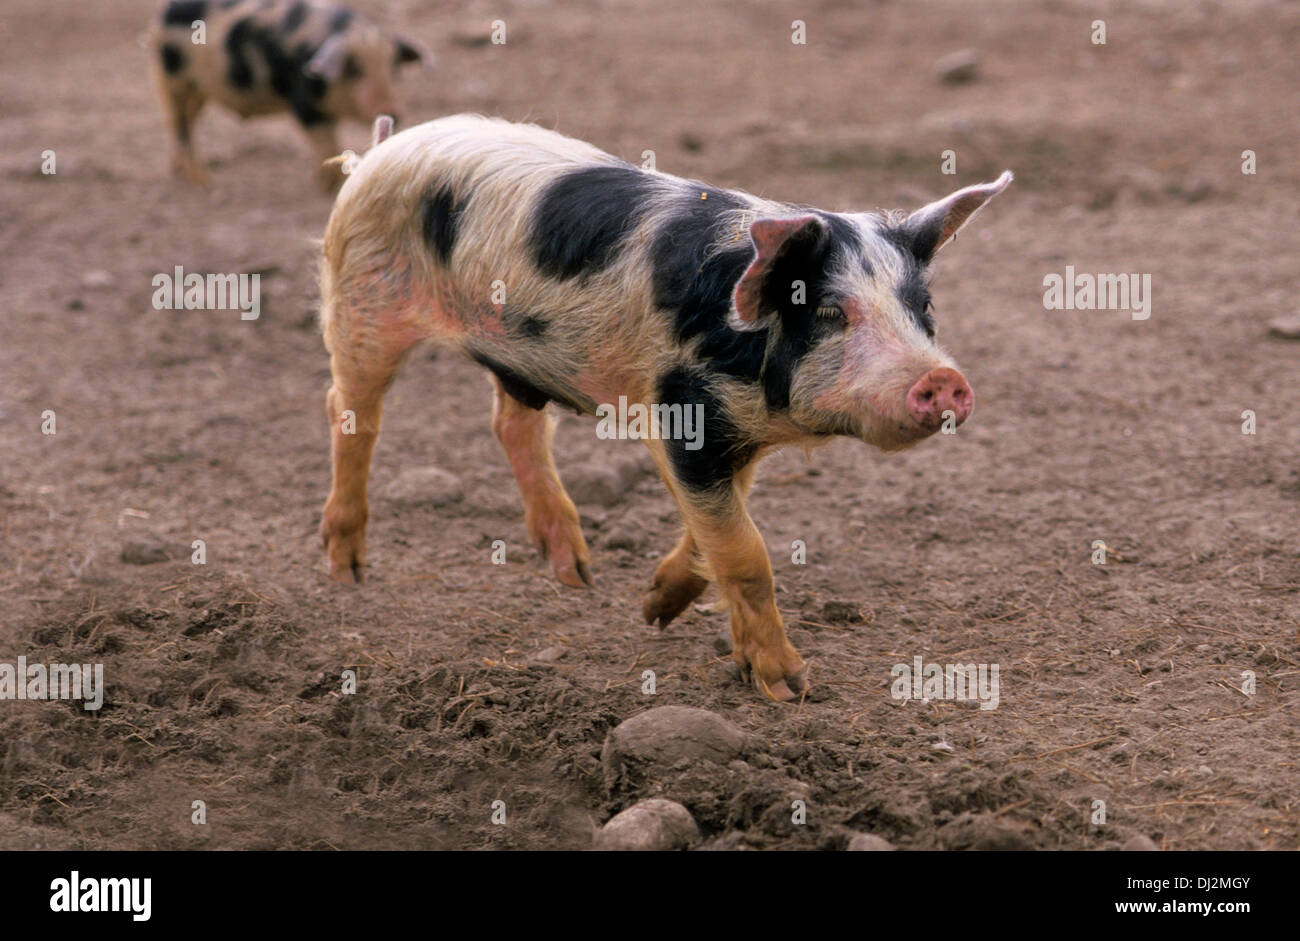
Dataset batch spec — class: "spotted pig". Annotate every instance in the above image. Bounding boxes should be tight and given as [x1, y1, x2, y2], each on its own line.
[149, 0, 428, 189]
[318, 115, 1012, 701]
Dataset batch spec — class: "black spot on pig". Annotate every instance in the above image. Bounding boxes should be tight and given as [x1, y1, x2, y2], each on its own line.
[749, 212, 859, 408]
[895, 270, 935, 338]
[281, 1, 309, 32]
[226, 18, 331, 125]
[395, 38, 424, 65]
[657, 365, 756, 494]
[224, 17, 258, 88]
[651, 186, 766, 382]
[510, 314, 549, 339]
[162, 0, 208, 28]
[653, 194, 859, 410]
[160, 43, 186, 74]
[328, 8, 355, 33]
[470, 350, 582, 414]
[885, 219, 942, 269]
[421, 183, 467, 264]
[881, 229, 937, 337]
[532, 165, 658, 281]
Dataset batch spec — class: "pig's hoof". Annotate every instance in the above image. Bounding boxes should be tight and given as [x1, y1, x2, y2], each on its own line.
[173, 159, 210, 186]
[177, 167, 210, 186]
[642, 574, 709, 628]
[739, 650, 809, 703]
[548, 545, 593, 588]
[324, 544, 364, 584]
[328, 561, 363, 584]
[533, 516, 592, 588]
[555, 557, 593, 589]
[322, 525, 365, 585]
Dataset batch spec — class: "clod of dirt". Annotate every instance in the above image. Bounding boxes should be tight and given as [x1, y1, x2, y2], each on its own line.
[3, 737, 43, 774]
[80, 270, 113, 288]
[592, 798, 700, 851]
[0, 812, 79, 851]
[1267, 316, 1300, 340]
[601, 706, 753, 789]
[563, 466, 624, 506]
[846, 832, 896, 851]
[936, 49, 979, 84]
[564, 457, 650, 507]
[288, 763, 327, 799]
[821, 601, 864, 624]
[120, 540, 183, 565]
[935, 812, 1034, 850]
[696, 831, 751, 851]
[1172, 175, 1211, 203]
[533, 646, 567, 664]
[1122, 833, 1160, 852]
[601, 511, 650, 551]
[377, 466, 464, 507]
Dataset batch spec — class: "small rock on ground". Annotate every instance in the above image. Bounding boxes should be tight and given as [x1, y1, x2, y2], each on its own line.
[936, 49, 979, 84]
[1123, 833, 1160, 851]
[592, 798, 699, 850]
[847, 833, 896, 851]
[377, 466, 463, 507]
[601, 706, 752, 787]
[121, 540, 183, 565]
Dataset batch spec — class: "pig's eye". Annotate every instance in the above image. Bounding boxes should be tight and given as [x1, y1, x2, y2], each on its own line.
[815, 304, 844, 320]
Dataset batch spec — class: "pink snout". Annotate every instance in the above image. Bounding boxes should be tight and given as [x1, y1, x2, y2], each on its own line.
[905, 367, 973, 431]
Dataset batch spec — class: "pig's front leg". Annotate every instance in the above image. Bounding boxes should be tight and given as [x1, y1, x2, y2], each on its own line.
[654, 453, 807, 701]
[644, 461, 759, 627]
[159, 83, 209, 185]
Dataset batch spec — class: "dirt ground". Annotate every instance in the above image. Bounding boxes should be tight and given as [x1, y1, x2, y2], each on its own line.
[0, 0, 1297, 851]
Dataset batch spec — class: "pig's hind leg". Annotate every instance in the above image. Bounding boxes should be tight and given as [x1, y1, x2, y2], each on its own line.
[490, 378, 593, 589]
[643, 528, 709, 627]
[319, 286, 422, 583]
[153, 58, 208, 185]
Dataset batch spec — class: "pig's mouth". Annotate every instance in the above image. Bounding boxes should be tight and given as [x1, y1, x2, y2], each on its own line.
[879, 419, 939, 451]
[860, 392, 937, 448]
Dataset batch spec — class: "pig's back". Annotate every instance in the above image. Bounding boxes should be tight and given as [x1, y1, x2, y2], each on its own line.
[323, 114, 779, 405]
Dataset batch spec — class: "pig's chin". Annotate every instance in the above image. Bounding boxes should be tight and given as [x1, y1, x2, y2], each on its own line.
[856, 404, 937, 452]
[863, 418, 935, 452]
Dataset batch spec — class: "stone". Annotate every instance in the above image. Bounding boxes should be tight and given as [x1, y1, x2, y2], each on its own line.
[601, 706, 752, 787]
[847, 833, 896, 851]
[378, 466, 463, 507]
[936, 49, 979, 85]
[593, 798, 699, 851]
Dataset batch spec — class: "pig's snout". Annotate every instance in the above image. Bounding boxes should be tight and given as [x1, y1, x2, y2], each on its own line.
[905, 367, 973, 431]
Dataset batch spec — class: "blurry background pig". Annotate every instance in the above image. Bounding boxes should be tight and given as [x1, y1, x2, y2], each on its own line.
[318, 115, 1011, 702]
[149, 0, 429, 189]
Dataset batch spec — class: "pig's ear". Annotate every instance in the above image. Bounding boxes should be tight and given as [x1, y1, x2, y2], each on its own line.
[896, 170, 1013, 265]
[729, 214, 828, 331]
[394, 36, 434, 70]
[306, 34, 350, 81]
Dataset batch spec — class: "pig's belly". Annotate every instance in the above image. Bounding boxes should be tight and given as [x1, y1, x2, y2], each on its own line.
[211, 86, 287, 119]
